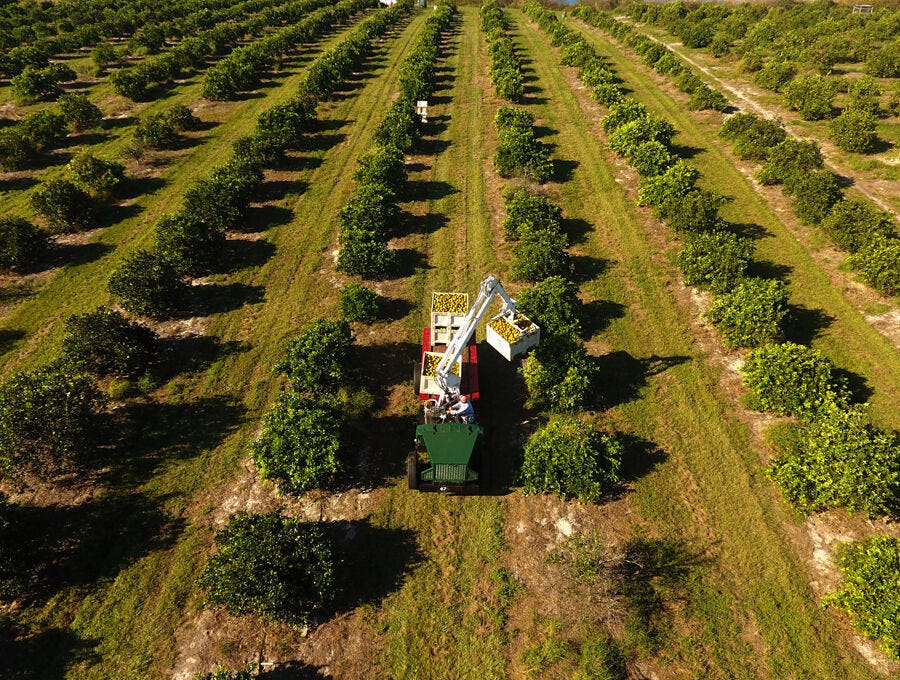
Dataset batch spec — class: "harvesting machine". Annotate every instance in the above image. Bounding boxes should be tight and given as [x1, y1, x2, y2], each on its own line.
[409, 275, 540, 491]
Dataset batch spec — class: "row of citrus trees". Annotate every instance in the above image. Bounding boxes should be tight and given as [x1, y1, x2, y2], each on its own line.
[576, 6, 899, 297]
[529, 2, 900, 660]
[624, 0, 899, 154]
[479, 3, 626, 510]
[0, 0, 414, 623]
[193, 3, 463, 651]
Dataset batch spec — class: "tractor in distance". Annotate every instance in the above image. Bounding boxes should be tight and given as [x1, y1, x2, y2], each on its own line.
[409, 275, 540, 491]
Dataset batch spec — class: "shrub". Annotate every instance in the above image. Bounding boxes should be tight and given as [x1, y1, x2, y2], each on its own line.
[135, 112, 179, 150]
[275, 319, 353, 393]
[338, 183, 399, 240]
[373, 98, 420, 152]
[494, 113, 553, 183]
[676, 230, 752, 293]
[829, 109, 877, 154]
[791, 171, 842, 225]
[753, 60, 796, 92]
[782, 75, 836, 120]
[740, 342, 847, 421]
[637, 161, 700, 214]
[850, 236, 900, 296]
[155, 212, 225, 277]
[592, 83, 625, 107]
[91, 42, 119, 69]
[768, 402, 900, 517]
[57, 93, 102, 131]
[629, 141, 677, 177]
[601, 100, 648, 134]
[720, 113, 786, 161]
[11, 63, 75, 102]
[510, 226, 571, 282]
[30, 179, 95, 233]
[521, 415, 623, 504]
[252, 392, 343, 494]
[354, 144, 406, 195]
[705, 277, 788, 348]
[756, 139, 823, 191]
[66, 153, 125, 196]
[688, 85, 729, 112]
[825, 536, 900, 658]
[502, 188, 563, 241]
[194, 665, 255, 680]
[517, 276, 582, 338]
[607, 116, 676, 159]
[0, 364, 104, 481]
[166, 104, 201, 132]
[107, 248, 188, 319]
[865, 42, 900, 78]
[821, 200, 895, 253]
[337, 230, 396, 279]
[63, 307, 159, 378]
[520, 335, 597, 412]
[0, 217, 47, 270]
[846, 75, 881, 116]
[665, 190, 726, 233]
[339, 282, 380, 322]
[198, 511, 335, 625]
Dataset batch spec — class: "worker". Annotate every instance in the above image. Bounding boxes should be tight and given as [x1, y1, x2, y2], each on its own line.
[448, 394, 475, 424]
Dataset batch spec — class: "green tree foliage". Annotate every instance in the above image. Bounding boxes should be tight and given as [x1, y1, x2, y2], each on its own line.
[337, 229, 397, 279]
[521, 415, 623, 504]
[850, 236, 900, 296]
[338, 183, 399, 240]
[11, 63, 75, 102]
[782, 74, 836, 120]
[0, 109, 68, 171]
[0, 364, 104, 481]
[275, 319, 353, 393]
[135, 112, 180, 150]
[740, 342, 847, 421]
[256, 95, 316, 150]
[30, 179, 95, 233]
[166, 104, 201, 132]
[91, 41, 119, 69]
[62, 307, 159, 378]
[107, 249, 188, 319]
[198, 511, 335, 625]
[825, 536, 900, 658]
[820, 200, 895, 253]
[637, 161, 700, 217]
[753, 60, 796, 92]
[520, 335, 597, 412]
[865, 41, 900, 78]
[154, 212, 225, 277]
[502, 188, 563, 241]
[510, 225, 571, 282]
[194, 665, 255, 680]
[629, 140, 677, 178]
[0, 217, 47, 270]
[705, 277, 788, 348]
[607, 116, 676, 160]
[57, 93, 102, 131]
[719, 113, 786, 160]
[252, 393, 343, 494]
[676, 230, 752, 293]
[768, 402, 900, 517]
[665, 189, 726, 233]
[688, 85, 729, 112]
[354, 144, 406, 195]
[829, 109, 878, 154]
[373, 98, 420, 153]
[338, 282, 380, 322]
[493, 106, 553, 183]
[846, 75, 881, 116]
[66, 153, 125, 196]
[756, 139, 823, 192]
[601, 99, 649, 134]
[517, 276, 582, 339]
[791, 171, 843, 225]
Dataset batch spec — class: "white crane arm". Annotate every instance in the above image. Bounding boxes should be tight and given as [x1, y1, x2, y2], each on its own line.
[435, 275, 516, 397]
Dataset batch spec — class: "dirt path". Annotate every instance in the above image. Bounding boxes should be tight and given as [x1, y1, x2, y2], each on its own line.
[618, 17, 899, 221]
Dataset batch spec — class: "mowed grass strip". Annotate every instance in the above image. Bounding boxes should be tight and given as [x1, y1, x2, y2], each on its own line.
[19, 14, 432, 678]
[513, 11, 880, 679]
[568, 16, 900, 430]
[0, 11, 379, 372]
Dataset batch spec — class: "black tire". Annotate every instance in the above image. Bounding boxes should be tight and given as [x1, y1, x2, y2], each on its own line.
[413, 362, 422, 395]
[407, 452, 418, 490]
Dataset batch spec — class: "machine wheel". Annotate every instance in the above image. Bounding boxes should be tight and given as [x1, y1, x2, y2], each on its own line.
[407, 452, 418, 490]
[413, 362, 422, 395]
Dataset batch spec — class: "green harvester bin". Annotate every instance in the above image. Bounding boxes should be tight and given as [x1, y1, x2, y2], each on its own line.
[415, 422, 483, 484]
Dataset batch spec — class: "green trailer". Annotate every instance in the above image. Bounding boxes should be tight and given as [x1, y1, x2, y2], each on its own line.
[409, 421, 484, 491]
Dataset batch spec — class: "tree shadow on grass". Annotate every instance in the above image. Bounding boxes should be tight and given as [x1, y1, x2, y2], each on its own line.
[117, 175, 166, 200]
[240, 204, 296, 231]
[189, 282, 265, 316]
[97, 201, 143, 228]
[745, 259, 792, 280]
[668, 142, 703, 161]
[326, 520, 421, 614]
[393, 210, 448, 238]
[302, 132, 346, 153]
[257, 179, 309, 203]
[379, 296, 413, 322]
[101, 115, 135, 130]
[403, 179, 458, 202]
[571, 254, 610, 283]
[390, 248, 431, 279]
[563, 216, 594, 245]
[104, 396, 246, 487]
[219, 237, 277, 273]
[594, 351, 689, 409]
[582, 299, 626, 338]
[553, 158, 579, 183]
[159, 335, 249, 379]
[832, 367, 874, 405]
[1, 490, 184, 604]
[33, 241, 113, 272]
[0, 621, 99, 680]
[782, 304, 834, 345]
[415, 136, 451, 156]
[259, 662, 333, 679]
[353, 341, 421, 392]
[727, 220, 769, 241]
[605, 433, 669, 501]
[0, 329, 24, 359]
[0, 174, 37, 192]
